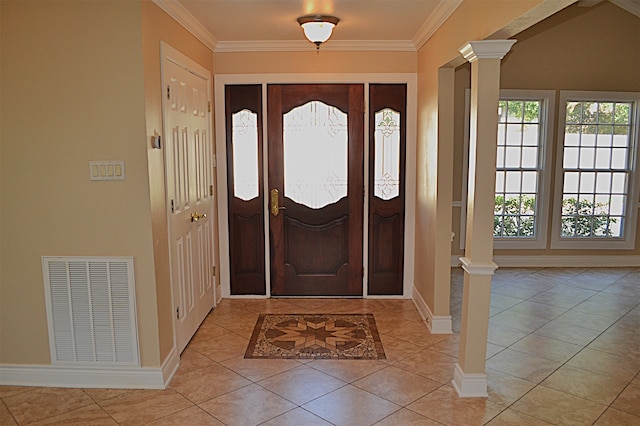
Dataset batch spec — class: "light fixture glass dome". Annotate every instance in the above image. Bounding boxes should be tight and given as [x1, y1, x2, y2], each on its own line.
[297, 15, 340, 48]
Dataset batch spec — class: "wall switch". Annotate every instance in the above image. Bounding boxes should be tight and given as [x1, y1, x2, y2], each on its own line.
[89, 161, 125, 181]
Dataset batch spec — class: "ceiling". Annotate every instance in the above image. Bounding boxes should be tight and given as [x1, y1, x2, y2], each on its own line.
[155, 0, 463, 52]
[155, 0, 640, 52]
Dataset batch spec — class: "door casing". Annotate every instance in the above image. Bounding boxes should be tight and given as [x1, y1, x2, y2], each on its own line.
[214, 74, 417, 298]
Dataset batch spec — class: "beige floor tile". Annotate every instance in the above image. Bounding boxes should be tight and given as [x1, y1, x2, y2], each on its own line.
[486, 370, 536, 406]
[553, 309, 619, 332]
[428, 333, 460, 358]
[407, 384, 505, 426]
[509, 334, 583, 362]
[302, 384, 401, 426]
[189, 332, 249, 362]
[508, 300, 568, 319]
[99, 389, 193, 425]
[27, 403, 117, 425]
[487, 323, 530, 347]
[394, 349, 457, 384]
[489, 310, 550, 333]
[381, 321, 449, 347]
[199, 383, 296, 426]
[2, 387, 94, 425]
[491, 284, 542, 300]
[488, 294, 523, 310]
[527, 291, 582, 309]
[259, 407, 333, 426]
[533, 321, 601, 346]
[144, 406, 225, 425]
[306, 359, 386, 383]
[611, 383, 640, 417]
[257, 365, 346, 405]
[373, 407, 442, 425]
[0, 386, 38, 399]
[378, 334, 425, 363]
[81, 388, 130, 403]
[567, 348, 640, 381]
[0, 401, 16, 425]
[511, 385, 607, 425]
[210, 311, 259, 332]
[485, 408, 553, 425]
[588, 329, 640, 362]
[541, 365, 629, 404]
[486, 349, 562, 383]
[220, 356, 299, 382]
[169, 363, 252, 404]
[594, 407, 640, 425]
[353, 365, 441, 406]
[173, 347, 218, 375]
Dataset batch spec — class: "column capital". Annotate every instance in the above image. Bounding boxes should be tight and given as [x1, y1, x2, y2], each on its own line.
[459, 40, 517, 62]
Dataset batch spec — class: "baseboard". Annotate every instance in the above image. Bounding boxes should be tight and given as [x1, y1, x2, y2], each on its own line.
[451, 255, 640, 268]
[452, 363, 488, 398]
[0, 358, 179, 390]
[412, 285, 453, 334]
[161, 346, 180, 387]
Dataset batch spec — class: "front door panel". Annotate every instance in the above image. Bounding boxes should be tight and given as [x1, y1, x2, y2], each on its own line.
[268, 84, 364, 296]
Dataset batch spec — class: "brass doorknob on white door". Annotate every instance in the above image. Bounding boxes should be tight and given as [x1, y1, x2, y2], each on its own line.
[190, 212, 207, 222]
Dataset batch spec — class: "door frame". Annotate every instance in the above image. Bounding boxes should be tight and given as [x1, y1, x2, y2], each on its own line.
[214, 73, 417, 298]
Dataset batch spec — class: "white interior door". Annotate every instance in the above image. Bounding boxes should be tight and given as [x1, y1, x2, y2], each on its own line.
[162, 47, 215, 353]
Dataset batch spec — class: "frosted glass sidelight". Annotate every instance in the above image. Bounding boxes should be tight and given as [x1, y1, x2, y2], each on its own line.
[232, 109, 259, 201]
[373, 109, 401, 200]
[283, 101, 348, 209]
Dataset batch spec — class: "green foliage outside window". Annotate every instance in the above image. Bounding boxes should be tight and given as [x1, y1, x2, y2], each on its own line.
[494, 195, 616, 238]
[565, 102, 631, 135]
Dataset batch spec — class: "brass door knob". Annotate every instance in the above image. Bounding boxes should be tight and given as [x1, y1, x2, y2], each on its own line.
[190, 212, 207, 222]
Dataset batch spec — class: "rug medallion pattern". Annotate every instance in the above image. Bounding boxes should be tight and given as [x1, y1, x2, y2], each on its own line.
[245, 313, 386, 360]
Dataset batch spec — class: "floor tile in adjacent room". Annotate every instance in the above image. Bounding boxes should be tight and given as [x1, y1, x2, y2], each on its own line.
[257, 365, 346, 406]
[541, 365, 629, 405]
[258, 407, 333, 426]
[611, 383, 640, 417]
[144, 406, 225, 425]
[594, 407, 640, 425]
[508, 334, 583, 363]
[373, 408, 442, 425]
[485, 408, 554, 425]
[486, 348, 562, 383]
[353, 365, 441, 406]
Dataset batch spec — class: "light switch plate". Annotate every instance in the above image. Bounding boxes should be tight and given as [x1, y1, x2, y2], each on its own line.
[89, 160, 125, 181]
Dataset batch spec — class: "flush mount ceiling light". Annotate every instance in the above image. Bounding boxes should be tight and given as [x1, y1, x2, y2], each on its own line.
[297, 15, 340, 50]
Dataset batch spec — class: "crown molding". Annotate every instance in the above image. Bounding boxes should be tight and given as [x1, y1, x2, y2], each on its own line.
[413, 0, 464, 49]
[459, 40, 517, 62]
[152, 0, 217, 51]
[610, 0, 640, 17]
[214, 40, 416, 53]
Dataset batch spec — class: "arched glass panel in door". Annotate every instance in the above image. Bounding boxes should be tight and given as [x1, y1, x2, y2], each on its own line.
[283, 101, 348, 209]
[232, 109, 259, 201]
[374, 108, 401, 200]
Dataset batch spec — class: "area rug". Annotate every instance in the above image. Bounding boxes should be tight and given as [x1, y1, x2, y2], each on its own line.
[244, 313, 386, 360]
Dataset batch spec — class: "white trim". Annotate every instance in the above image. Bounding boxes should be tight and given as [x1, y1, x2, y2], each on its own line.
[453, 254, 640, 267]
[459, 40, 517, 62]
[412, 0, 464, 49]
[151, 0, 216, 51]
[215, 73, 418, 299]
[452, 363, 488, 398]
[214, 40, 416, 53]
[0, 347, 180, 390]
[459, 257, 498, 275]
[550, 90, 640, 250]
[412, 285, 453, 334]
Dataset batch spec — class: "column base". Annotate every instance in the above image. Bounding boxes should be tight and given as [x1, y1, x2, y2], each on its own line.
[452, 363, 488, 398]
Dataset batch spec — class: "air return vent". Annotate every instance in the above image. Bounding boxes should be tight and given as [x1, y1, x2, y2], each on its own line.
[42, 257, 139, 366]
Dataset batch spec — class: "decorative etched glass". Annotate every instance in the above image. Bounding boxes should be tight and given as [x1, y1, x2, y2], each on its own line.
[232, 109, 259, 201]
[283, 101, 348, 209]
[374, 108, 401, 200]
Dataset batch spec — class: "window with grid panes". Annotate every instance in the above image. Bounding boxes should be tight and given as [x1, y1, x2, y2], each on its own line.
[553, 91, 640, 248]
[494, 98, 544, 239]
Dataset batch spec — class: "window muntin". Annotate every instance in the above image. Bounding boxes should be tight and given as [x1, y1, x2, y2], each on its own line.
[283, 101, 348, 209]
[494, 99, 543, 238]
[373, 108, 401, 200]
[232, 109, 259, 201]
[559, 100, 633, 238]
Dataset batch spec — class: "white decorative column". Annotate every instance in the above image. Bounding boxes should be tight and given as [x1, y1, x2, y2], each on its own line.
[453, 40, 516, 397]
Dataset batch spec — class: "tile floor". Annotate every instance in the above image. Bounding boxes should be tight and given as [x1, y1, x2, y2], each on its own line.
[1, 267, 638, 425]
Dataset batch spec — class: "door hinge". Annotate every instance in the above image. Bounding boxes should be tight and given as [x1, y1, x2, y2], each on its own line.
[209, 185, 214, 196]
[176, 306, 180, 319]
[167, 85, 171, 100]
[171, 199, 175, 213]
[208, 101, 211, 113]
[212, 265, 216, 276]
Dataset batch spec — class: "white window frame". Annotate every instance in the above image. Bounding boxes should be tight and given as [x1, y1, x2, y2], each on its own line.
[551, 91, 640, 250]
[459, 89, 555, 250]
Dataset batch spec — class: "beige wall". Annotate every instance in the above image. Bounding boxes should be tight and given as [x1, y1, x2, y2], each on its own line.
[451, 2, 640, 258]
[0, 0, 162, 367]
[413, 0, 573, 314]
[141, 0, 215, 367]
[214, 51, 416, 74]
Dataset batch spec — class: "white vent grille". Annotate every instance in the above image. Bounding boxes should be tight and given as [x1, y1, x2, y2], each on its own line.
[42, 257, 140, 366]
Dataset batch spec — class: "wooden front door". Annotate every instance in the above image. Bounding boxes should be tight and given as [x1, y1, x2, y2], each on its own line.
[267, 84, 364, 296]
